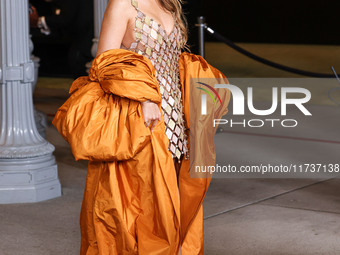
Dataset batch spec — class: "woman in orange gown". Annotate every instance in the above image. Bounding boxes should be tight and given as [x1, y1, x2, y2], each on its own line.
[52, 0, 230, 254]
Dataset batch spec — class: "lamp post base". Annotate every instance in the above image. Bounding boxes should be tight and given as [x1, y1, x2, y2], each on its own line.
[0, 154, 61, 204]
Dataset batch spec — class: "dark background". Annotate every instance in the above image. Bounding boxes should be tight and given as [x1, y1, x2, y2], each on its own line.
[30, 0, 93, 78]
[211, 0, 340, 44]
[185, 0, 340, 51]
[32, 0, 340, 77]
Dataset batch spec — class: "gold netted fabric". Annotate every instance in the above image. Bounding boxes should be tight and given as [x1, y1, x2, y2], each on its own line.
[121, 0, 189, 161]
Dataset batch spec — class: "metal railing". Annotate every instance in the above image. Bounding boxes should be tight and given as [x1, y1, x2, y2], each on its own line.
[196, 16, 335, 78]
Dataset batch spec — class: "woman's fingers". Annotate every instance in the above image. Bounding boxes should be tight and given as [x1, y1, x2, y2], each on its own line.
[141, 100, 161, 132]
[150, 119, 158, 132]
[145, 114, 160, 132]
[144, 120, 151, 127]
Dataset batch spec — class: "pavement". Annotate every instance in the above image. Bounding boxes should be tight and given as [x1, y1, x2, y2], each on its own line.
[1, 42, 340, 255]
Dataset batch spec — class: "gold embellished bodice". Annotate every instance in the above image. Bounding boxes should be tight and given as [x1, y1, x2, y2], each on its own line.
[121, 0, 188, 161]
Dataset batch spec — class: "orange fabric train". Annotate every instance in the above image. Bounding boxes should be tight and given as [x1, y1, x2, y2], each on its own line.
[52, 49, 230, 255]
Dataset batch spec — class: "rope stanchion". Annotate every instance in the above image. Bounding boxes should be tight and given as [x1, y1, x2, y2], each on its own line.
[203, 25, 335, 78]
[197, 16, 206, 58]
[329, 67, 340, 105]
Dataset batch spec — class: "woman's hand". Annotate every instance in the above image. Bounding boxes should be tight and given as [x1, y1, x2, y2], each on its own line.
[141, 100, 161, 133]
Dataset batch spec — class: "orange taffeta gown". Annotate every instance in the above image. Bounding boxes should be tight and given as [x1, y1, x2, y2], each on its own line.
[52, 49, 230, 255]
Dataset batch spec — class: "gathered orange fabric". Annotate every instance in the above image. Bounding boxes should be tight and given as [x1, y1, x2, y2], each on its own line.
[52, 49, 230, 255]
[178, 54, 230, 254]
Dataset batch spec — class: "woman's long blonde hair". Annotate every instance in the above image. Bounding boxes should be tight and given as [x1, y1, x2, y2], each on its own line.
[158, 0, 189, 50]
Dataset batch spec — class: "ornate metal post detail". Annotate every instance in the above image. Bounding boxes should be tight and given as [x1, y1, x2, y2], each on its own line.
[0, 0, 61, 204]
[29, 35, 47, 138]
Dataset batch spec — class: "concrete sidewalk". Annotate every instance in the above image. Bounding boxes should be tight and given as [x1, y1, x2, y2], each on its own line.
[1, 121, 339, 255]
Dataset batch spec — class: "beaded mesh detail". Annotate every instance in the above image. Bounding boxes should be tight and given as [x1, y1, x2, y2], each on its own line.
[121, 0, 188, 161]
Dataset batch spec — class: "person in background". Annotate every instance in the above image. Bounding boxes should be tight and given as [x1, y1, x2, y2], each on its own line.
[29, 0, 93, 77]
